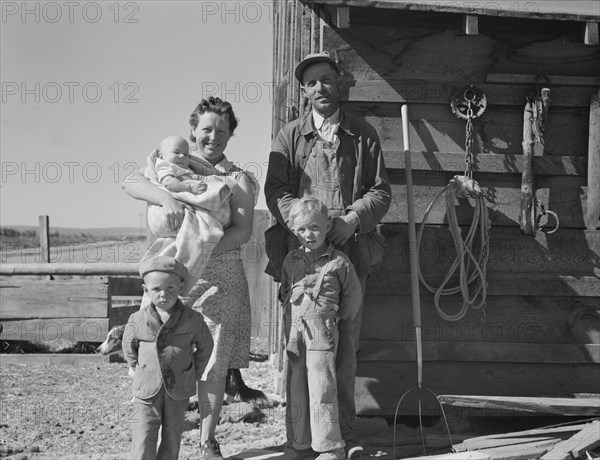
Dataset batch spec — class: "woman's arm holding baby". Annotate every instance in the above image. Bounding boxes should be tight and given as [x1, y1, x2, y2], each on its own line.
[210, 173, 254, 257]
[122, 170, 185, 231]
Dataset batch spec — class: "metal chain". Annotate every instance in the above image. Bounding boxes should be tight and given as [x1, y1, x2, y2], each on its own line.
[464, 100, 474, 179]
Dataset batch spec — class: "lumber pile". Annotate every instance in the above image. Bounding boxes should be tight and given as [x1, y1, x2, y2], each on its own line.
[450, 420, 600, 459]
[403, 420, 599, 459]
[402, 395, 600, 459]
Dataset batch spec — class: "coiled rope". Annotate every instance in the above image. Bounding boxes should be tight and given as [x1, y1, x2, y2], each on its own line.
[416, 175, 490, 322]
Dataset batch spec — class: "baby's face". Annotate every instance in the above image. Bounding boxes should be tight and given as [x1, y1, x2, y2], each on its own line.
[160, 138, 190, 168]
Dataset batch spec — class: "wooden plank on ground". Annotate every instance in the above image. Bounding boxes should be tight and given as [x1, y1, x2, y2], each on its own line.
[358, 341, 600, 364]
[0, 318, 109, 343]
[438, 395, 600, 416]
[0, 354, 107, 365]
[541, 420, 600, 459]
[453, 422, 593, 452]
[0, 280, 108, 319]
[476, 438, 561, 459]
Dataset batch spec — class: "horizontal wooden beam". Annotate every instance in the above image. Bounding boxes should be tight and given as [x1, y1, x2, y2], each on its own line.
[438, 395, 600, 416]
[486, 73, 600, 87]
[382, 150, 588, 176]
[1, 280, 108, 319]
[0, 354, 108, 365]
[0, 318, 109, 343]
[367, 273, 600, 297]
[355, 361, 600, 416]
[314, 0, 600, 22]
[345, 79, 600, 107]
[358, 341, 600, 364]
[0, 263, 138, 276]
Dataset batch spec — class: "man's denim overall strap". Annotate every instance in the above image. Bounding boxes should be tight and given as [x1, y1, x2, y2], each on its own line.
[298, 140, 346, 217]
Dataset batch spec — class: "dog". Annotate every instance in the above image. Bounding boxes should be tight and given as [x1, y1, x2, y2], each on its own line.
[97, 324, 268, 405]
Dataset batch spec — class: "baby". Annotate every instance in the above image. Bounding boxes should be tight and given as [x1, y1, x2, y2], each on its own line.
[144, 134, 235, 292]
[155, 134, 211, 196]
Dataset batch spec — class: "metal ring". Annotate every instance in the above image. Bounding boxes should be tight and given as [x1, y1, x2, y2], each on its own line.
[537, 209, 560, 234]
[464, 87, 476, 101]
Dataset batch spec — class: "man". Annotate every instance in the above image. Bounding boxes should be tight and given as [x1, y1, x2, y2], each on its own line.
[265, 52, 391, 459]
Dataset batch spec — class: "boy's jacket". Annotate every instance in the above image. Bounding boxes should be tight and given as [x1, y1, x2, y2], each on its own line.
[123, 300, 213, 400]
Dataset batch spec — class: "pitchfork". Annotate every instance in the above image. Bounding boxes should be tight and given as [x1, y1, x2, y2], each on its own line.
[392, 104, 454, 458]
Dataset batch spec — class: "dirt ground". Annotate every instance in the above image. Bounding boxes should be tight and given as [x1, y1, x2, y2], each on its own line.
[0, 358, 287, 460]
[0, 351, 460, 460]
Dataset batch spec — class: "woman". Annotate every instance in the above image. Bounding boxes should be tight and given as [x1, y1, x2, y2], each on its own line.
[122, 97, 257, 460]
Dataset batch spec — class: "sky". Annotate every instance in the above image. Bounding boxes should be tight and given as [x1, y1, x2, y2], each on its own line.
[0, 0, 274, 228]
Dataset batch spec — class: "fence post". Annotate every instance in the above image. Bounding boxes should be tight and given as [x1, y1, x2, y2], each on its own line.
[39, 215, 53, 280]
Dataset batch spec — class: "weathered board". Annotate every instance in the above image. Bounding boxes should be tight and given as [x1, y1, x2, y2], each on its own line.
[342, 102, 590, 157]
[0, 280, 108, 319]
[360, 295, 600, 344]
[0, 354, 108, 365]
[315, 0, 600, 22]
[373, 226, 600, 275]
[355, 362, 600, 415]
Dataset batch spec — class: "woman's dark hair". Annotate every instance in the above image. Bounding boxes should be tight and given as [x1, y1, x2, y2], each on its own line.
[189, 97, 238, 142]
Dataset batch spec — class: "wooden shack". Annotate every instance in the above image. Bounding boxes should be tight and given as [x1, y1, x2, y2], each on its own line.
[270, 0, 600, 418]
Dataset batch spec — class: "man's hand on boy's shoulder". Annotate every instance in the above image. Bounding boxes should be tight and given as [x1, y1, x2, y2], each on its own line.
[328, 213, 359, 246]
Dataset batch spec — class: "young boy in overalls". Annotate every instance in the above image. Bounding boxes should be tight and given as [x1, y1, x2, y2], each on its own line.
[123, 256, 213, 460]
[279, 198, 363, 460]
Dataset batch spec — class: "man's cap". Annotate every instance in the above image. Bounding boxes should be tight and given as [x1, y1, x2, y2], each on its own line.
[139, 256, 187, 280]
[295, 52, 340, 83]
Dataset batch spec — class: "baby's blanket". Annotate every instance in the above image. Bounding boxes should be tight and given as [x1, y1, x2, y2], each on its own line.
[144, 177, 235, 295]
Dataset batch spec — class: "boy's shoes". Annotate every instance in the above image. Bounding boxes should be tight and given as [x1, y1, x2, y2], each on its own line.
[278, 447, 314, 460]
[316, 448, 346, 460]
[199, 438, 223, 460]
[345, 443, 365, 460]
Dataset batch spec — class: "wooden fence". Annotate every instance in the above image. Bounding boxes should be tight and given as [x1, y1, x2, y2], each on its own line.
[0, 210, 276, 356]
